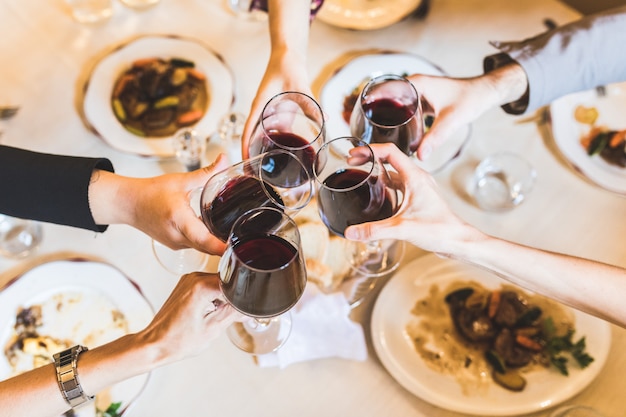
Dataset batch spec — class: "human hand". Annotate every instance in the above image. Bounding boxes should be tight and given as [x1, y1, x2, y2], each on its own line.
[241, 49, 311, 159]
[137, 272, 241, 363]
[407, 73, 500, 161]
[344, 143, 479, 255]
[407, 62, 529, 160]
[90, 154, 231, 255]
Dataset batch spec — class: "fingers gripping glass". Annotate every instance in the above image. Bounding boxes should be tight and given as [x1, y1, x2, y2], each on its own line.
[248, 91, 326, 177]
[216, 207, 307, 354]
[313, 136, 405, 278]
[350, 74, 424, 156]
[200, 149, 312, 243]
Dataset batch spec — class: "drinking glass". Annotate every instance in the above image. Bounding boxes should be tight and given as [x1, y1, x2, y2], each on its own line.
[0, 215, 43, 259]
[313, 136, 405, 277]
[248, 91, 325, 176]
[64, 0, 113, 24]
[152, 129, 208, 275]
[218, 207, 306, 354]
[472, 152, 537, 211]
[200, 149, 312, 243]
[225, 0, 268, 21]
[350, 74, 424, 156]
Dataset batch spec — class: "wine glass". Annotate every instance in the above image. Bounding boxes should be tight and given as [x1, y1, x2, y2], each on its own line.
[218, 206, 307, 354]
[350, 74, 424, 156]
[225, 0, 268, 21]
[248, 91, 325, 176]
[313, 136, 405, 278]
[200, 149, 312, 243]
[152, 128, 209, 275]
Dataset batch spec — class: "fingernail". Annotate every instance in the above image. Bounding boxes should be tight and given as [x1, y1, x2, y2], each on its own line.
[345, 228, 359, 240]
[420, 144, 432, 160]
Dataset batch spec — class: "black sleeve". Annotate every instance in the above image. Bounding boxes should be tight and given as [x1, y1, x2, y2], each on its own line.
[0, 145, 114, 232]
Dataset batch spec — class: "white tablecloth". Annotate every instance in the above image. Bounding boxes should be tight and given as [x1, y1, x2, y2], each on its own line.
[0, 0, 624, 415]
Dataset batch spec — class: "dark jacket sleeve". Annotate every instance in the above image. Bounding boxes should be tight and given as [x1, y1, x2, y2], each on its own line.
[0, 145, 114, 232]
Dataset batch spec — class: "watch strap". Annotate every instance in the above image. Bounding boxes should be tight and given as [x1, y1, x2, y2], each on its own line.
[53, 345, 95, 408]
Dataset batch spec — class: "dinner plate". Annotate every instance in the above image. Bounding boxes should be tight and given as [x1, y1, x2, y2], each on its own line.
[0, 258, 155, 416]
[318, 51, 471, 173]
[317, 0, 422, 30]
[371, 254, 611, 416]
[82, 34, 235, 158]
[549, 82, 626, 195]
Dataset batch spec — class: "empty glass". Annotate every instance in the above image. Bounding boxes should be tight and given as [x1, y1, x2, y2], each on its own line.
[0, 215, 43, 259]
[64, 0, 113, 23]
[472, 152, 537, 211]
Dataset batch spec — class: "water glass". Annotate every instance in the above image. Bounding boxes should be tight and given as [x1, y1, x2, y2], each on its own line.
[0, 215, 43, 259]
[472, 152, 536, 211]
[65, 0, 113, 23]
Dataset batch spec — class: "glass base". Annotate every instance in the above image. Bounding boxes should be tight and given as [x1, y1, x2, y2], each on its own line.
[349, 239, 405, 277]
[152, 240, 208, 275]
[227, 313, 292, 355]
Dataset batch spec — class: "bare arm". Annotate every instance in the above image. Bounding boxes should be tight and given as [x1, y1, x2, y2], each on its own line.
[241, 0, 313, 158]
[88, 155, 230, 254]
[345, 144, 626, 327]
[408, 62, 528, 160]
[0, 273, 238, 417]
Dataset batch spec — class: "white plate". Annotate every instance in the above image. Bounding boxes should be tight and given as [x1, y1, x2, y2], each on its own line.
[549, 82, 626, 195]
[371, 254, 611, 416]
[319, 51, 470, 173]
[0, 258, 155, 416]
[317, 0, 422, 30]
[82, 34, 235, 158]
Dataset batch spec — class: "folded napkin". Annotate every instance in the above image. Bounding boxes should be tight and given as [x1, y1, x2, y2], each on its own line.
[256, 283, 368, 368]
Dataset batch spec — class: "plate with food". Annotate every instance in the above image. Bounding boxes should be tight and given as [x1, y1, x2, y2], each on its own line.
[0, 258, 155, 417]
[549, 82, 626, 195]
[318, 50, 470, 173]
[316, 0, 423, 30]
[371, 254, 611, 416]
[82, 34, 235, 158]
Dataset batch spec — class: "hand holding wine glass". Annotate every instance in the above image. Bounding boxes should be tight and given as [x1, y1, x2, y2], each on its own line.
[200, 149, 312, 243]
[350, 74, 424, 156]
[248, 91, 325, 176]
[313, 136, 405, 278]
[218, 207, 307, 354]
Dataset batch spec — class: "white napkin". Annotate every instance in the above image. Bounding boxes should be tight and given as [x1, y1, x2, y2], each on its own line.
[256, 283, 368, 368]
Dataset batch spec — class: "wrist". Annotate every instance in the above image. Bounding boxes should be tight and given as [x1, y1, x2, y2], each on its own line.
[485, 62, 529, 110]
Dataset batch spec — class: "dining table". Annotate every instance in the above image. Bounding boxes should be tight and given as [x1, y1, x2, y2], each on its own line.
[0, 0, 625, 416]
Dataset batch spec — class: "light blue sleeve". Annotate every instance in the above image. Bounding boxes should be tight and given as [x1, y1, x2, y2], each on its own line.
[484, 6, 626, 115]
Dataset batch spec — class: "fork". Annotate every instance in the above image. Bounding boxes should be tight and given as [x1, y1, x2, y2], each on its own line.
[0, 106, 19, 120]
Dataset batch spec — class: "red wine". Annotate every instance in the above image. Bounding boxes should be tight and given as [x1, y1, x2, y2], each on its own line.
[251, 131, 317, 178]
[221, 234, 306, 317]
[317, 168, 394, 237]
[354, 98, 422, 155]
[202, 176, 284, 242]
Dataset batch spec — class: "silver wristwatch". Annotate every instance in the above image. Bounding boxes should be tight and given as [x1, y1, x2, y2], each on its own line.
[53, 345, 95, 408]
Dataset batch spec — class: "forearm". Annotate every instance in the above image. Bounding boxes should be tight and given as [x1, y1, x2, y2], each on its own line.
[267, 0, 310, 66]
[485, 5, 626, 114]
[87, 169, 135, 226]
[451, 232, 626, 327]
[0, 333, 159, 417]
